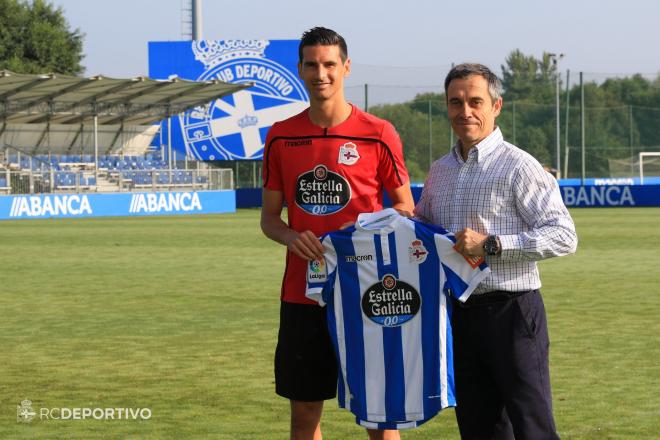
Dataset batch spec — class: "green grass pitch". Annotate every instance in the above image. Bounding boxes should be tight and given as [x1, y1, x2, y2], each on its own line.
[0, 208, 658, 439]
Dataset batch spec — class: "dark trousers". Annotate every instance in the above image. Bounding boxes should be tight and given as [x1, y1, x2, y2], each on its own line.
[451, 290, 560, 440]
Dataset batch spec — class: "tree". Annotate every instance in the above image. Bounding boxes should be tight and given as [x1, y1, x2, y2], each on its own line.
[0, 0, 84, 75]
[370, 95, 456, 182]
[501, 50, 539, 101]
[518, 126, 551, 165]
[370, 103, 430, 182]
[501, 49, 558, 102]
[499, 50, 561, 166]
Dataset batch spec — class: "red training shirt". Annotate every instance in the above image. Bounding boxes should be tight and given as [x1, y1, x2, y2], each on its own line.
[263, 105, 410, 304]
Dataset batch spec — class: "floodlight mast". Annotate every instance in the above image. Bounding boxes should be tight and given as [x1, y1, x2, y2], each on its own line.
[192, 0, 203, 41]
[549, 53, 564, 178]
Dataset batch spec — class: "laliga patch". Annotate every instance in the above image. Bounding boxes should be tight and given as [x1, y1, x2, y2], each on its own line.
[408, 240, 428, 264]
[338, 142, 360, 165]
[452, 244, 485, 269]
[308, 258, 327, 283]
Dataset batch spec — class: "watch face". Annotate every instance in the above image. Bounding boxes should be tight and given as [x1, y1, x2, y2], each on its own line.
[485, 236, 498, 255]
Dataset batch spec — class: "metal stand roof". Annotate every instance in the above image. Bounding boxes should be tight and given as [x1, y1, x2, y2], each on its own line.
[0, 70, 251, 125]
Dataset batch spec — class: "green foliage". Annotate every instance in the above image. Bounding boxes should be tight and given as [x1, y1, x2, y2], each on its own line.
[0, 0, 84, 74]
[520, 126, 551, 164]
[370, 103, 429, 180]
[502, 49, 554, 102]
[370, 96, 453, 182]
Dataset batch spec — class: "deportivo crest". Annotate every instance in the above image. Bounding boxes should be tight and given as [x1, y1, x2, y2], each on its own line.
[408, 239, 428, 264]
[296, 165, 352, 216]
[338, 142, 360, 165]
[361, 274, 421, 327]
[17, 399, 36, 423]
[181, 40, 309, 160]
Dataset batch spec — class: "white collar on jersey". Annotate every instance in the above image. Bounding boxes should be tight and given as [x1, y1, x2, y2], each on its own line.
[355, 208, 405, 234]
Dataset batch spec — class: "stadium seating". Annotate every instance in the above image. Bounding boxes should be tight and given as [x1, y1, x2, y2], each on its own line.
[48, 171, 97, 189]
[10, 153, 168, 171]
[2, 151, 216, 192]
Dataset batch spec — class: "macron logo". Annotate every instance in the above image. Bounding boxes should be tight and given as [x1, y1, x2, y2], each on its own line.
[10, 195, 92, 218]
[129, 192, 202, 213]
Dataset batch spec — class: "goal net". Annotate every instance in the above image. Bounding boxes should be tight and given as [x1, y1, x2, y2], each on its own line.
[639, 152, 660, 184]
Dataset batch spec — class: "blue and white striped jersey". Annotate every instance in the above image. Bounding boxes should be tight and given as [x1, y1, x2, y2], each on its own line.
[306, 209, 490, 429]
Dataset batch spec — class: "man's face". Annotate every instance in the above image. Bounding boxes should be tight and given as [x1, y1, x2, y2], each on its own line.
[298, 44, 350, 102]
[447, 75, 502, 148]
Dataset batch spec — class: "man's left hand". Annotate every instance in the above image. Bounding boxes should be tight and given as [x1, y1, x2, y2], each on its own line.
[454, 227, 487, 258]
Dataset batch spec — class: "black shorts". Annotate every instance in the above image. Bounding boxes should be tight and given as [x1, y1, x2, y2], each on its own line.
[275, 301, 338, 402]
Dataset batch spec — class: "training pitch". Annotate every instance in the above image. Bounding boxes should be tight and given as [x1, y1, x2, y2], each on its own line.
[1, 208, 658, 439]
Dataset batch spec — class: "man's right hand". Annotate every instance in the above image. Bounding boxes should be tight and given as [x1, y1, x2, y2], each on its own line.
[285, 229, 325, 261]
[261, 188, 324, 261]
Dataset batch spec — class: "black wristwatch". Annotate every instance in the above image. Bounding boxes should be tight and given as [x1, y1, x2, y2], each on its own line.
[483, 235, 501, 256]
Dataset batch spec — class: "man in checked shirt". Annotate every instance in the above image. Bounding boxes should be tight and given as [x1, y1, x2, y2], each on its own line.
[415, 63, 578, 440]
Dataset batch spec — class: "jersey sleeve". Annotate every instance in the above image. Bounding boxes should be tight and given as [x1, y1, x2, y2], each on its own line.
[262, 122, 283, 191]
[305, 234, 338, 306]
[377, 121, 410, 191]
[434, 232, 491, 302]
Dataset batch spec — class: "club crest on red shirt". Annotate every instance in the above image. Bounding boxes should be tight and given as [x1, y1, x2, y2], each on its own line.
[338, 142, 360, 165]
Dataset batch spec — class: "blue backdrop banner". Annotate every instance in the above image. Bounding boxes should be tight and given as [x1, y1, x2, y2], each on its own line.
[149, 40, 308, 161]
[237, 185, 660, 209]
[0, 191, 236, 220]
[559, 185, 660, 207]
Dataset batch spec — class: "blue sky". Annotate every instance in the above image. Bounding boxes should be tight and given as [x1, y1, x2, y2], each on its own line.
[55, 0, 658, 81]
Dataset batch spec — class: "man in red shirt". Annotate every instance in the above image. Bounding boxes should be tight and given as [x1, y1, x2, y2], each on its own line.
[261, 27, 414, 440]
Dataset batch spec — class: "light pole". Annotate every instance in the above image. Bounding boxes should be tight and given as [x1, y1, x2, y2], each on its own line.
[549, 53, 564, 178]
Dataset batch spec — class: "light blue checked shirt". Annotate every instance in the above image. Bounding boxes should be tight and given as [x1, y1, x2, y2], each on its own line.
[415, 127, 577, 294]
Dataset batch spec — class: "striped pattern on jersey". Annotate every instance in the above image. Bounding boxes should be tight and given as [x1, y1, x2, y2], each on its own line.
[306, 209, 490, 429]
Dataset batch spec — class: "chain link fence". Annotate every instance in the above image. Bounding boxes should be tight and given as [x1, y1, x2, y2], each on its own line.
[341, 66, 660, 183]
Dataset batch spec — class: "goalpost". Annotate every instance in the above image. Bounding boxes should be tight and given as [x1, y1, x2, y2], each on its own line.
[639, 152, 660, 185]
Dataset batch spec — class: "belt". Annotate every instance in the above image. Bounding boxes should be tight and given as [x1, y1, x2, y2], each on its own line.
[455, 289, 535, 308]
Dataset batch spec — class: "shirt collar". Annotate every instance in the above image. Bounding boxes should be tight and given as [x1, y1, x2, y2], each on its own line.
[355, 208, 404, 234]
[452, 127, 503, 163]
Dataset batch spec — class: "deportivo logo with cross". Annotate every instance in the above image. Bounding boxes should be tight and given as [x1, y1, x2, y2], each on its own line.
[409, 240, 428, 263]
[338, 142, 360, 165]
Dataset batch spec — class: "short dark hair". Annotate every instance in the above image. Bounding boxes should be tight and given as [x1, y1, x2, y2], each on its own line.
[444, 63, 503, 102]
[298, 27, 348, 63]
